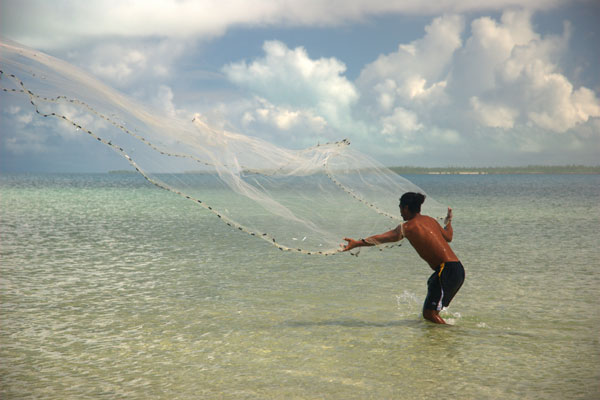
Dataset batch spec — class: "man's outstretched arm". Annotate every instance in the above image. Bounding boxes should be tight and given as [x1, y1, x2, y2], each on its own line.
[342, 225, 403, 252]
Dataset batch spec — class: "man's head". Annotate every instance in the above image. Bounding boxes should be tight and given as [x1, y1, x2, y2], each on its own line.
[399, 192, 425, 220]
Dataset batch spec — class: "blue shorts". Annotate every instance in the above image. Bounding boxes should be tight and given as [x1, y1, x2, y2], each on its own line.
[423, 261, 465, 311]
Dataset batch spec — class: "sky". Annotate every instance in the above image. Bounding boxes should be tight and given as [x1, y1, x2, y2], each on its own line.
[1, 0, 599, 172]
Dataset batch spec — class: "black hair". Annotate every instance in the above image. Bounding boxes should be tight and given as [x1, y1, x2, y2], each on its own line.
[399, 192, 426, 213]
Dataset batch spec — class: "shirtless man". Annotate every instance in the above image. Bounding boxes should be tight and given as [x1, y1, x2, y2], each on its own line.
[342, 192, 465, 324]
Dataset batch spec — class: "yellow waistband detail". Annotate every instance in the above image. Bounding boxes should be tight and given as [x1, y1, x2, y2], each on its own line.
[438, 262, 445, 278]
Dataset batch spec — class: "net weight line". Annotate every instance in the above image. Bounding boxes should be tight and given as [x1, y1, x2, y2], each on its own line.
[1, 70, 351, 255]
[1, 69, 407, 255]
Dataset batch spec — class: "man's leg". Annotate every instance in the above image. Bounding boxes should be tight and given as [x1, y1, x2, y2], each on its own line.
[423, 270, 446, 324]
[423, 309, 446, 324]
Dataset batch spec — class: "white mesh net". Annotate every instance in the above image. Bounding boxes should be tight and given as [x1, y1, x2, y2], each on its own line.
[1, 38, 447, 255]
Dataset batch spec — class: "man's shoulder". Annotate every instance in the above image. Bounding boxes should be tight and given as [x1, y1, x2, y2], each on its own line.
[404, 215, 437, 230]
[401, 218, 420, 233]
[410, 214, 435, 223]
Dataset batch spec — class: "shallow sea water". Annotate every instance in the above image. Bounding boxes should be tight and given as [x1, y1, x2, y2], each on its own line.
[1, 173, 599, 399]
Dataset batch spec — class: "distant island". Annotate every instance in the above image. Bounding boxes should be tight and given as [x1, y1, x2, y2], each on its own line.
[389, 165, 600, 175]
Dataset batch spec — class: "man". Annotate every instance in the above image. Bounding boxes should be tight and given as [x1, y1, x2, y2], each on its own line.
[342, 192, 465, 324]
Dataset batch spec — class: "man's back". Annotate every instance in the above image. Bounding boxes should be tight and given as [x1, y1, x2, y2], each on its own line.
[402, 214, 459, 269]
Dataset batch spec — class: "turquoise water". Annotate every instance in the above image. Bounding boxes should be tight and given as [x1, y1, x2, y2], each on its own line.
[1, 173, 599, 399]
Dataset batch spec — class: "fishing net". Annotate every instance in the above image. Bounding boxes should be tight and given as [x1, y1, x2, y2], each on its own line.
[0, 38, 447, 255]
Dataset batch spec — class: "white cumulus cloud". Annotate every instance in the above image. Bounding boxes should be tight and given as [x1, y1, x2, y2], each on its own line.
[223, 40, 359, 132]
[1, 0, 568, 49]
[458, 10, 600, 133]
[381, 107, 423, 136]
[470, 97, 519, 128]
[351, 8, 599, 158]
[61, 39, 187, 89]
[245, 98, 327, 132]
[358, 14, 464, 112]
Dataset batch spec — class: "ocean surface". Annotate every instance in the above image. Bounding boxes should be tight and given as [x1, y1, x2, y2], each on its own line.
[1, 173, 598, 399]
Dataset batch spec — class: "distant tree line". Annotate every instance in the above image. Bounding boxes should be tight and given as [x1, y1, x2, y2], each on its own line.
[389, 165, 600, 174]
